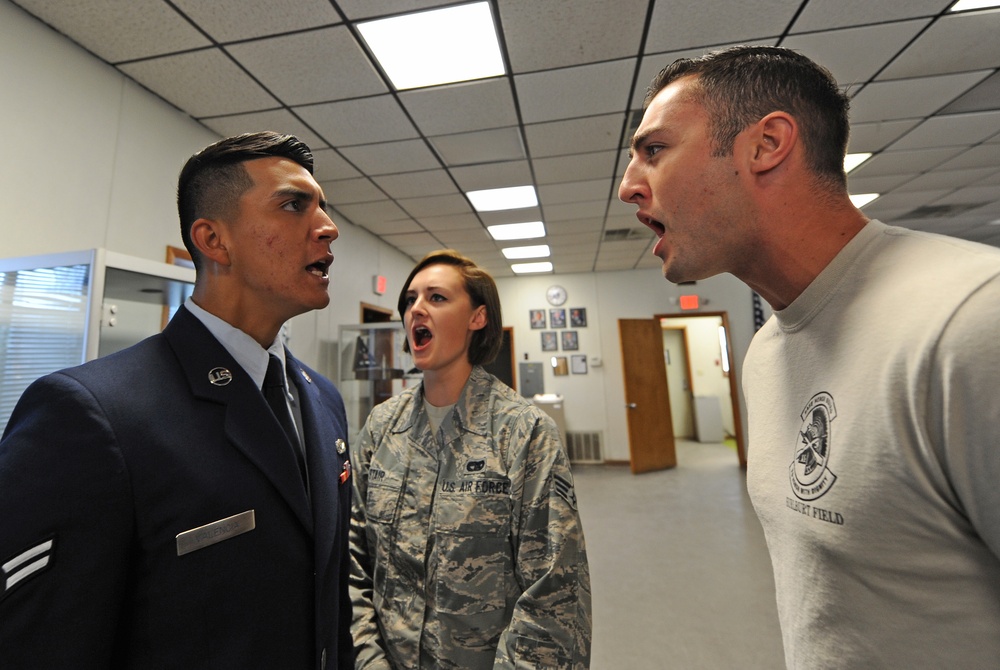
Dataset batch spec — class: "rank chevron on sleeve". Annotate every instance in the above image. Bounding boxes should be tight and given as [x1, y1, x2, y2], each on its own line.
[3, 537, 54, 596]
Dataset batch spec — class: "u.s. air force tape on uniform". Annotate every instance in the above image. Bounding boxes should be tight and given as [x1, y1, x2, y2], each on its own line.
[176, 510, 255, 556]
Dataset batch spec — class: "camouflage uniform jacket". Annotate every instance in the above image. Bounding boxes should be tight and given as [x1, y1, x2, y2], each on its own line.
[349, 366, 591, 669]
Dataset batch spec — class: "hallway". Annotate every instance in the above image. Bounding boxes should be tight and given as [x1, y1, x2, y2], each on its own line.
[573, 441, 785, 669]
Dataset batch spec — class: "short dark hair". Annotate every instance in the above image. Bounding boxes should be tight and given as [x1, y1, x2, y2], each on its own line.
[397, 249, 503, 366]
[176, 131, 315, 269]
[645, 45, 850, 188]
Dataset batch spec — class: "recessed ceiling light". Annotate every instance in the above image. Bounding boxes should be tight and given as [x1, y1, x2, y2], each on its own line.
[358, 2, 504, 91]
[850, 193, 879, 208]
[511, 261, 553, 274]
[844, 152, 872, 173]
[502, 245, 550, 260]
[948, 0, 1000, 12]
[487, 221, 546, 240]
[467, 185, 538, 212]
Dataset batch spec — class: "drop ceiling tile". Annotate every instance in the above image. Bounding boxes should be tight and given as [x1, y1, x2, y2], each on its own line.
[544, 201, 609, 222]
[323, 177, 386, 205]
[372, 170, 459, 199]
[539, 179, 617, 205]
[478, 208, 543, 226]
[783, 21, 930, 88]
[532, 151, 618, 185]
[227, 27, 386, 106]
[199, 109, 327, 149]
[940, 71, 1000, 114]
[878, 10, 1000, 80]
[888, 110, 1000, 151]
[430, 127, 525, 165]
[546, 220, 605, 237]
[174, 0, 341, 42]
[359, 217, 426, 236]
[336, 0, 454, 21]
[339, 139, 440, 175]
[645, 0, 798, 53]
[417, 213, 482, 232]
[515, 60, 636, 124]
[295, 95, 418, 147]
[499, 0, 647, 72]
[848, 70, 992, 123]
[847, 173, 917, 195]
[13, 0, 209, 62]
[435, 228, 493, 244]
[449, 161, 533, 191]
[933, 184, 1000, 206]
[397, 193, 472, 218]
[789, 0, 949, 32]
[335, 199, 409, 226]
[524, 114, 626, 158]
[852, 147, 964, 177]
[893, 167, 998, 192]
[312, 148, 362, 181]
[848, 119, 921, 153]
[862, 188, 952, 214]
[400, 78, 518, 136]
[119, 49, 280, 117]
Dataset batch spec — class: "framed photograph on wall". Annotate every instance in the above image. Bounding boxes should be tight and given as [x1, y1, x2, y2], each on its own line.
[549, 308, 566, 328]
[529, 309, 546, 329]
[541, 331, 558, 351]
[570, 307, 587, 327]
[561, 330, 579, 351]
[571, 354, 588, 374]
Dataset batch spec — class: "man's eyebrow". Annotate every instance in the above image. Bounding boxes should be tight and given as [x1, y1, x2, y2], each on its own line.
[628, 130, 652, 159]
[274, 186, 327, 210]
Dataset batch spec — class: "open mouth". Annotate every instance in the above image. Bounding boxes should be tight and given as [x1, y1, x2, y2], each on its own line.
[640, 215, 665, 237]
[412, 326, 432, 348]
[306, 258, 331, 278]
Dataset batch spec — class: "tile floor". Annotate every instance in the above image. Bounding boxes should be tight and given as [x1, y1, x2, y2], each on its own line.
[572, 440, 786, 669]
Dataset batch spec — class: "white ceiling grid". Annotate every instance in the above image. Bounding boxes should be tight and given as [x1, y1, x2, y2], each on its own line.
[10, 0, 1000, 276]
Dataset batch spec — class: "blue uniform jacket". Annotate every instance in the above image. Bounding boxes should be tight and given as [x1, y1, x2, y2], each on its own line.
[0, 306, 353, 669]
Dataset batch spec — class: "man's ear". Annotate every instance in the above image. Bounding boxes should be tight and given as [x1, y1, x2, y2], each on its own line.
[189, 218, 231, 266]
[749, 111, 797, 174]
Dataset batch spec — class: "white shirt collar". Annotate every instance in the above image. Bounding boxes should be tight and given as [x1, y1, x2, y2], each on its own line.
[184, 298, 284, 389]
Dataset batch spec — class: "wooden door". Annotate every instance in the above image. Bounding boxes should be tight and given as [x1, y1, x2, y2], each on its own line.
[619, 319, 677, 473]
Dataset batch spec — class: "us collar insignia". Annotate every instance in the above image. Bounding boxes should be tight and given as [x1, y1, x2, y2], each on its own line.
[208, 367, 233, 386]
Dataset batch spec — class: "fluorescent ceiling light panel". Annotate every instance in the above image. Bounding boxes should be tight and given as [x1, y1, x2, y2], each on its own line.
[850, 193, 879, 208]
[502, 245, 550, 260]
[467, 185, 538, 212]
[844, 152, 871, 173]
[358, 2, 504, 90]
[511, 261, 553, 274]
[487, 221, 546, 240]
[949, 0, 1000, 11]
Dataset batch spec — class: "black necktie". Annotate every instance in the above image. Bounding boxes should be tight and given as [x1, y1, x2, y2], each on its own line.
[263, 354, 307, 484]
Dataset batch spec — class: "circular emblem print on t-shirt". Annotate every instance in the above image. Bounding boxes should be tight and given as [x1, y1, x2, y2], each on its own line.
[789, 391, 838, 501]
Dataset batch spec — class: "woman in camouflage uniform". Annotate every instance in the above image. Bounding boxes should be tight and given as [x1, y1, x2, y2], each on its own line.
[349, 250, 592, 669]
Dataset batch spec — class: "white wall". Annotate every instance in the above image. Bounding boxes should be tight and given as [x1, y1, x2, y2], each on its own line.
[497, 271, 758, 461]
[1, 0, 768, 462]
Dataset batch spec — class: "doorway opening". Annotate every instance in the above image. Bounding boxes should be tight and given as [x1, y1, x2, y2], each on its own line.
[657, 312, 745, 467]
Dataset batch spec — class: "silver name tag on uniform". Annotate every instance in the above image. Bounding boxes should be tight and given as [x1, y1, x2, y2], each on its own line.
[176, 510, 255, 556]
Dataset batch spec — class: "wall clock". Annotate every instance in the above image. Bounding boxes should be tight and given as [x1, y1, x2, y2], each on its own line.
[546, 285, 568, 306]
